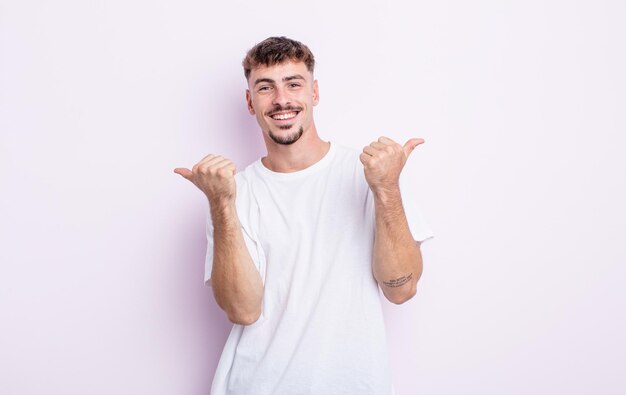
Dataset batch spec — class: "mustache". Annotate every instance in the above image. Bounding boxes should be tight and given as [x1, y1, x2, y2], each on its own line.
[266, 105, 303, 116]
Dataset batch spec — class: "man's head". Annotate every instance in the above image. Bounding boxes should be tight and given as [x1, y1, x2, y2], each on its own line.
[243, 37, 319, 146]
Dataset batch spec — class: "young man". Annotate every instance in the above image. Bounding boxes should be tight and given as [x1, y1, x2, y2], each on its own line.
[175, 36, 433, 395]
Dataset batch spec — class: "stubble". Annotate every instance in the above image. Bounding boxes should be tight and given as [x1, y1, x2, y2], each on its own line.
[268, 125, 304, 145]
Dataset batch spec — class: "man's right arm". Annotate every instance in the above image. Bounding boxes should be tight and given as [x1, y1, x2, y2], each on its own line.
[210, 200, 264, 325]
[174, 154, 263, 326]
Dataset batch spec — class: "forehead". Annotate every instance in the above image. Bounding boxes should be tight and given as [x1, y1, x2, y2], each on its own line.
[248, 61, 312, 85]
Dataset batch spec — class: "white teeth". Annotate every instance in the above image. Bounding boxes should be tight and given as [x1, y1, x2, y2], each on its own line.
[272, 112, 297, 120]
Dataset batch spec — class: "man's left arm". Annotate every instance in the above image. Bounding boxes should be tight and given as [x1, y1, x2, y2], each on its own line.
[360, 136, 426, 304]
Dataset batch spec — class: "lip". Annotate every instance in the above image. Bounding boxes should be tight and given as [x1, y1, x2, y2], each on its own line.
[268, 111, 300, 123]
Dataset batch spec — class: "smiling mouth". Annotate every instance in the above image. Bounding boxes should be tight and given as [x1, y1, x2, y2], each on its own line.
[270, 111, 300, 121]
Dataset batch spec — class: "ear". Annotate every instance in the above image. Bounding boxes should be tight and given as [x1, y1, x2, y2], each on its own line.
[245, 89, 255, 115]
[312, 80, 320, 106]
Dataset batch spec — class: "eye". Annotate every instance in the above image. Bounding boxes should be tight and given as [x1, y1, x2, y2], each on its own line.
[258, 86, 271, 92]
[288, 83, 301, 88]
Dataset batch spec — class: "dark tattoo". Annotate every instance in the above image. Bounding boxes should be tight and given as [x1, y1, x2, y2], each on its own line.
[383, 273, 413, 288]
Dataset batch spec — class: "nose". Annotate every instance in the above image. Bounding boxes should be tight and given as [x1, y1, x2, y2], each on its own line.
[271, 86, 291, 107]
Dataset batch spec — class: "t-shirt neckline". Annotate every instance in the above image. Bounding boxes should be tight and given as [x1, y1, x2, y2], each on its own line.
[255, 142, 336, 180]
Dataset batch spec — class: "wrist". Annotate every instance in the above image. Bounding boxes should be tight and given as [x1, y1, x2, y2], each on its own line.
[209, 197, 236, 216]
[372, 185, 401, 204]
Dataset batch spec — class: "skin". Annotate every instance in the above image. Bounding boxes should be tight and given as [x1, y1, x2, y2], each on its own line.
[245, 60, 328, 173]
[174, 59, 426, 324]
[174, 153, 263, 325]
[360, 136, 426, 304]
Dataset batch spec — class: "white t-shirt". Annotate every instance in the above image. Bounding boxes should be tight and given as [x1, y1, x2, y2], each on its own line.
[205, 142, 433, 395]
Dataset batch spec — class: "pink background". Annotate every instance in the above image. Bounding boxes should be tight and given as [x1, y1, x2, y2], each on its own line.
[1, 0, 625, 393]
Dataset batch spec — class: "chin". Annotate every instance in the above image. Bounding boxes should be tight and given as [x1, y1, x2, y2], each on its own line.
[268, 126, 304, 145]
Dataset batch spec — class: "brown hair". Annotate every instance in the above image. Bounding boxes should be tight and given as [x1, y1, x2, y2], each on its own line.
[242, 36, 315, 81]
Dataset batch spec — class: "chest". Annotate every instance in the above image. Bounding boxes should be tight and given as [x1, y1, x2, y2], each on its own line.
[256, 173, 369, 250]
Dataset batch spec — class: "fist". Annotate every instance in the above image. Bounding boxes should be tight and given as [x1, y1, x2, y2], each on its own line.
[174, 154, 237, 204]
[359, 136, 424, 192]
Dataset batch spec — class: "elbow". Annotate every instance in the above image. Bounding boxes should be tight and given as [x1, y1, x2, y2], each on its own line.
[214, 297, 263, 326]
[382, 269, 422, 305]
[212, 280, 264, 326]
[224, 303, 262, 325]
[386, 276, 420, 304]
[227, 307, 262, 326]
[388, 287, 417, 305]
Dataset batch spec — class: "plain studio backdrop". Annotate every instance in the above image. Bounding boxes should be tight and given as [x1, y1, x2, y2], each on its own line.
[1, 0, 624, 394]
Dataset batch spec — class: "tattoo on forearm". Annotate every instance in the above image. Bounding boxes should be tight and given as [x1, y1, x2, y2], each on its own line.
[383, 273, 413, 288]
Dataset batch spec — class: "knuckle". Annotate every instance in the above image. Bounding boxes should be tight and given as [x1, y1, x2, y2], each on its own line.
[199, 163, 211, 174]
[216, 167, 231, 177]
[208, 165, 219, 176]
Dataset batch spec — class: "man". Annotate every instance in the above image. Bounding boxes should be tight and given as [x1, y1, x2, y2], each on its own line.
[174, 36, 433, 395]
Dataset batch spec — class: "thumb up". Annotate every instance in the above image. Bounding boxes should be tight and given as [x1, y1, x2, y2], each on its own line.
[402, 138, 425, 159]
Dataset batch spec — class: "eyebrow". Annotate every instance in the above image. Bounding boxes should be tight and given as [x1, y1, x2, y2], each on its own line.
[284, 74, 305, 82]
[254, 74, 306, 87]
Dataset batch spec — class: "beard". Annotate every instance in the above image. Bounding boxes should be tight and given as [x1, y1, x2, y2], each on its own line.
[268, 125, 304, 145]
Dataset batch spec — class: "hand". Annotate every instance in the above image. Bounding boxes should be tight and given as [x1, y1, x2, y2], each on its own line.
[174, 154, 237, 204]
[359, 136, 424, 193]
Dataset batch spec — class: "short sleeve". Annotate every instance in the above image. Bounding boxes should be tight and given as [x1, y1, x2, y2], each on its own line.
[404, 200, 434, 244]
[364, 185, 434, 245]
[204, 215, 215, 286]
[400, 176, 434, 245]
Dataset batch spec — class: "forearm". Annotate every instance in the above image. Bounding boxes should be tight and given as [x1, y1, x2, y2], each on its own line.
[372, 187, 423, 304]
[210, 200, 264, 325]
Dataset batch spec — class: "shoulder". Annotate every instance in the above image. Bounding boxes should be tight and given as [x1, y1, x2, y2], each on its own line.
[331, 143, 363, 168]
[329, 143, 370, 190]
[333, 142, 360, 157]
[234, 159, 260, 188]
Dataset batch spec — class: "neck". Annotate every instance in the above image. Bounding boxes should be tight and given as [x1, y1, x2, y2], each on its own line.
[261, 124, 330, 173]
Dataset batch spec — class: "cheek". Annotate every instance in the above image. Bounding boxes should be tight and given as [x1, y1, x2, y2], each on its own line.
[251, 101, 265, 116]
